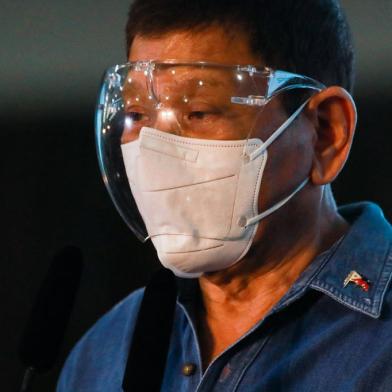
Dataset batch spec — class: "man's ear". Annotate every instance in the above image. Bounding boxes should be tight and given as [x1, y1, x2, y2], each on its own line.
[306, 86, 357, 185]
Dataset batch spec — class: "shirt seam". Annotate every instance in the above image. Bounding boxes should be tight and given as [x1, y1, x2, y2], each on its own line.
[232, 334, 272, 392]
[176, 301, 203, 382]
[372, 244, 392, 310]
[310, 281, 376, 316]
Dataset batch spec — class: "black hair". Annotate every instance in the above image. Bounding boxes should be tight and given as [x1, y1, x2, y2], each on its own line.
[126, 0, 355, 106]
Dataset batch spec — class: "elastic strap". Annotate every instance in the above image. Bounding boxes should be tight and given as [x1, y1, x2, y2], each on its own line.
[122, 268, 177, 392]
[249, 98, 311, 161]
[245, 178, 308, 227]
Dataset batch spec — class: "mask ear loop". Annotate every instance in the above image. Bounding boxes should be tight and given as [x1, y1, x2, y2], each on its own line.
[244, 97, 312, 228]
[244, 179, 308, 227]
[248, 98, 311, 161]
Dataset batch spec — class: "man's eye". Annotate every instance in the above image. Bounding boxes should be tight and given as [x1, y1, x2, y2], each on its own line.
[188, 111, 214, 120]
[189, 111, 205, 120]
[127, 112, 146, 122]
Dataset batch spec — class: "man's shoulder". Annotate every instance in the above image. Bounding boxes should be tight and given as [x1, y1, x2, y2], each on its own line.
[57, 287, 145, 391]
[339, 201, 391, 231]
[78, 287, 145, 347]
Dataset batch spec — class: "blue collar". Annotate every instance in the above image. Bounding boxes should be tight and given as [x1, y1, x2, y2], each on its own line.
[307, 202, 392, 318]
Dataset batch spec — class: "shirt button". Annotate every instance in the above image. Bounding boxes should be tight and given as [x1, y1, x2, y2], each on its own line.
[182, 363, 197, 376]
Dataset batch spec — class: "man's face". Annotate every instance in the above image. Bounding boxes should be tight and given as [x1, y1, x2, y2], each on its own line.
[128, 26, 315, 232]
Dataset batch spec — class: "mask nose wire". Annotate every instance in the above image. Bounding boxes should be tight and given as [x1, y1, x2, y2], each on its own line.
[248, 98, 311, 162]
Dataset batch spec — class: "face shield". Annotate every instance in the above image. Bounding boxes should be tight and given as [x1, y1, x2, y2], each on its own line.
[95, 61, 324, 250]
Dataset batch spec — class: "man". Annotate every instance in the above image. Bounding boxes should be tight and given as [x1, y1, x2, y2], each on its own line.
[58, 0, 392, 391]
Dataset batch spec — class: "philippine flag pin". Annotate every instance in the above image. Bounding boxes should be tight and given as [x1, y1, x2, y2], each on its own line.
[343, 271, 370, 292]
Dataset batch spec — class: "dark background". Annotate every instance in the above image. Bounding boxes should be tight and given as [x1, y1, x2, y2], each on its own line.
[1, 1, 391, 391]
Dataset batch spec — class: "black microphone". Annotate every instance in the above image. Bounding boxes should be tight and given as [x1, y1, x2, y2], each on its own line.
[18, 246, 84, 392]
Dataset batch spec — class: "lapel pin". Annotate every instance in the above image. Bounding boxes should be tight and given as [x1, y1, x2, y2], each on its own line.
[344, 271, 370, 292]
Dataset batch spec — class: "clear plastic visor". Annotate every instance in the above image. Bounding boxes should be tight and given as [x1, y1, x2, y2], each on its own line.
[95, 61, 324, 241]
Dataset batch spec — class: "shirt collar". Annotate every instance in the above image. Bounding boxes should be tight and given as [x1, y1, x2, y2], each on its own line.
[308, 202, 392, 318]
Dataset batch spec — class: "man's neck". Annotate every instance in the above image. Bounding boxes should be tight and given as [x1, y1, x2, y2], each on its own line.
[196, 188, 349, 368]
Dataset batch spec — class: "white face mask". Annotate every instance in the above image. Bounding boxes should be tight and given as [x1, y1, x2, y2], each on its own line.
[121, 101, 309, 278]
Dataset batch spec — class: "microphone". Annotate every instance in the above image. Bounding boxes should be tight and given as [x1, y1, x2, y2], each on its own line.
[18, 246, 84, 392]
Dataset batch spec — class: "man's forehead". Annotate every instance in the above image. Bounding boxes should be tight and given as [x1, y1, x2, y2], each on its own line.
[128, 27, 263, 66]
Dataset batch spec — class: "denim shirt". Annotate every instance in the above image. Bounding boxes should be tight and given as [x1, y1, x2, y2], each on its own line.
[58, 202, 392, 392]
